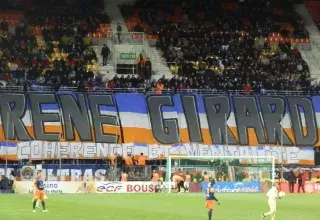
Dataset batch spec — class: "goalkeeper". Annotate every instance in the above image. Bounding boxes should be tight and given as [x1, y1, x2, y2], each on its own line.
[262, 184, 281, 220]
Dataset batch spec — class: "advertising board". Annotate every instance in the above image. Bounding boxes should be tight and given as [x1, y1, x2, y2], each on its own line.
[201, 181, 262, 193]
[14, 181, 94, 194]
[95, 181, 159, 193]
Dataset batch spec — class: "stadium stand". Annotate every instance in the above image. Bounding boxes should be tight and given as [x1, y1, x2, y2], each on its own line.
[0, 0, 110, 90]
[119, 0, 314, 92]
[0, 0, 320, 93]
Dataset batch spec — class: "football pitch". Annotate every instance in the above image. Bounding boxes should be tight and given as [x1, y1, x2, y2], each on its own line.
[0, 193, 319, 220]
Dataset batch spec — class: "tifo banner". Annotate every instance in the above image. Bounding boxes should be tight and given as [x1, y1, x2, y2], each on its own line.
[95, 181, 159, 193]
[0, 164, 109, 181]
[201, 181, 261, 193]
[14, 181, 94, 194]
[0, 93, 319, 163]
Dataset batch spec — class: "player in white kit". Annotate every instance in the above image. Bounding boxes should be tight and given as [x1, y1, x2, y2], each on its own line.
[262, 184, 280, 220]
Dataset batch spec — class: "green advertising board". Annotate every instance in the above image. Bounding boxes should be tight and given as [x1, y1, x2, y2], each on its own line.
[120, 53, 136, 60]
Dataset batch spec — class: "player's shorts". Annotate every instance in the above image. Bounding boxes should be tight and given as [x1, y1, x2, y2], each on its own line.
[268, 199, 276, 212]
[34, 190, 46, 201]
[205, 200, 215, 210]
[184, 181, 190, 188]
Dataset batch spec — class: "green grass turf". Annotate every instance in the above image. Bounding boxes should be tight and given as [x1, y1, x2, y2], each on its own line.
[0, 193, 319, 220]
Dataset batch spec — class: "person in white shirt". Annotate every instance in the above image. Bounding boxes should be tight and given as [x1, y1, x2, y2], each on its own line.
[262, 184, 280, 220]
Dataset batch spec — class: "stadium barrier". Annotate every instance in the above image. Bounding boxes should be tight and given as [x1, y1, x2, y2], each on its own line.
[0, 86, 318, 95]
[13, 180, 320, 194]
[12, 180, 320, 194]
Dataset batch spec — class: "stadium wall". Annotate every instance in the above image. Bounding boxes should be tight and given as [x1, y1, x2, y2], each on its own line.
[0, 93, 319, 164]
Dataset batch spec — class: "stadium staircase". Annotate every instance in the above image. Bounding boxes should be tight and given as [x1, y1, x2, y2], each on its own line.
[103, 1, 173, 79]
[294, 4, 320, 82]
[92, 45, 117, 81]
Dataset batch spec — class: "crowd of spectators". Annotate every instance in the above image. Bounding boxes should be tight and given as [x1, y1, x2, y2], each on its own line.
[0, 0, 318, 93]
[0, 0, 109, 90]
[120, 0, 315, 92]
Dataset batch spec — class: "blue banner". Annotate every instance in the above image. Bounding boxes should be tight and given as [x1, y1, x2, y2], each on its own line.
[201, 181, 261, 193]
[0, 164, 110, 181]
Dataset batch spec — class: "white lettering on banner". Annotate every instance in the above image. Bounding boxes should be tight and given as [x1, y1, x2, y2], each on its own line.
[60, 169, 70, 181]
[37, 169, 108, 181]
[95, 182, 159, 193]
[10, 142, 314, 163]
[71, 169, 82, 181]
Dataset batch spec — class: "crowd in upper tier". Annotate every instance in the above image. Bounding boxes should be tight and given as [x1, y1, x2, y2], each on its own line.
[0, 0, 319, 93]
[120, 0, 316, 92]
[0, 0, 109, 90]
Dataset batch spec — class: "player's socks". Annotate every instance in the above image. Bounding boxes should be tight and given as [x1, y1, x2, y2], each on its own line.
[42, 201, 46, 211]
[33, 200, 37, 210]
[208, 210, 212, 220]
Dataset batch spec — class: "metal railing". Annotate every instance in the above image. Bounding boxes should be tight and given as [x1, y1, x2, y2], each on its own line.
[0, 86, 318, 95]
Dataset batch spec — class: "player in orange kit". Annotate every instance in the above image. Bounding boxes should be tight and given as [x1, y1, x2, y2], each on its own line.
[205, 179, 220, 220]
[173, 174, 185, 193]
[33, 171, 48, 212]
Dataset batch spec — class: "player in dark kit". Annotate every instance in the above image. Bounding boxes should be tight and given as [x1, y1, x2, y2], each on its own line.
[205, 180, 220, 220]
[33, 171, 48, 212]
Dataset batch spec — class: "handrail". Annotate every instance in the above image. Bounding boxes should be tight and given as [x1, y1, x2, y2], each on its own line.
[0, 86, 318, 95]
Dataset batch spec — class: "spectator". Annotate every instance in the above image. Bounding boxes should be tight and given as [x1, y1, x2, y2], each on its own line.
[144, 57, 152, 80]
[137, 153, 146, 166]
[101, 44, 110, 66]
[297, 171, 307, 193]
[287, 170, 297, 193]
[124, 153, 134, 167]
[155, 80, 164, 94]
[117, 23, 122, 43]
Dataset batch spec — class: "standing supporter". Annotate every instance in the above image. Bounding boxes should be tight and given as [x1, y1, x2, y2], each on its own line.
[297, 171, 307, 193]
[137, 153, 146, 166]
[115, 154, 124, 179]
[155, 80, 164, 94]
[124, 153, 134, 166]
[287, 170, 296, 193]
[117, 23, 122, 43]
[101, 44, 110, 66]
[144, 57, 152, 79]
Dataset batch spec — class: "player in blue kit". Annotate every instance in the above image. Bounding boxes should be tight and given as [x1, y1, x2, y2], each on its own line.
[205, 180, 220, 220]
[33, 171, 48, 213]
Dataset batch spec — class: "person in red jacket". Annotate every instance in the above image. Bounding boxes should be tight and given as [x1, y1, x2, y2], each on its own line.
[297, 171, 307, 193]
